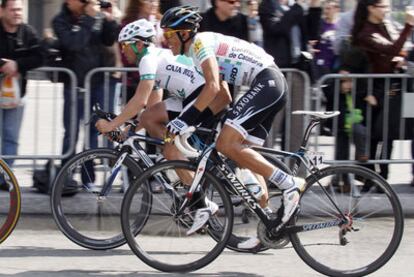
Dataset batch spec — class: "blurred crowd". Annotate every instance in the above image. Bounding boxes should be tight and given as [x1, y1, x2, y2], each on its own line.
[0, 0, 413, 191]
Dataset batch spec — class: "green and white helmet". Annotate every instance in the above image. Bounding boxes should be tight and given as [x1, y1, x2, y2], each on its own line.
[118, 19, 156, 44]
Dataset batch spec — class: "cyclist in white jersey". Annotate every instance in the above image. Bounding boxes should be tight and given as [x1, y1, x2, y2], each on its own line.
[160, 6, 304, 247]
[96, 19, 231, 162]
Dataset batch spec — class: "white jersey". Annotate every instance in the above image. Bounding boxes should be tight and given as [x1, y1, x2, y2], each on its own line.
[138, 46, 204, 99]
[188, 32, 275, 86]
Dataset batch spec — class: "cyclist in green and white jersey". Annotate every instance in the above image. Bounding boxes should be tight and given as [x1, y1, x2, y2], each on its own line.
[161, 6, 304, 247]
[96, 19, 231, 161]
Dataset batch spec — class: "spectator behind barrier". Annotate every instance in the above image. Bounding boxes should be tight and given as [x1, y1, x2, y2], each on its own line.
[32, 0, 119, 195]
[327, 68, 369, 193]
[332, 0, 356, 57]
[247, 0, 263, 47]
[199, 0, 249, 41]
[259, 0, 322, 69]
[159, 0, 181, 14]
[312, 0, 340, 80]
[351, 0, 414, 189]
[0, 0, 43, 190]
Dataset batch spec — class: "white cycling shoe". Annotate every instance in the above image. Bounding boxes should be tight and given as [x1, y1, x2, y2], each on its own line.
[186, 198, 219, 236]
[237, 236, 261, 249]
[281, 177, 305, 223]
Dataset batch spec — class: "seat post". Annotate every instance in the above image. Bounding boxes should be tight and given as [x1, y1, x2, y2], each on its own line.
[300, 118, 321, 149]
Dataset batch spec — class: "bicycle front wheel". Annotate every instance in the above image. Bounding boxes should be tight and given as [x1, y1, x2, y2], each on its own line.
[290, 165, 404, 277]
[121, 160, 233, 273]
[51, 148, 143, 250]
[0, 159, 21, 244]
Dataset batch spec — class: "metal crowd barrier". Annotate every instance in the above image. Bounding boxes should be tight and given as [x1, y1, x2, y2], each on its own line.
[83, 67, 140, 149]
[0, 67, 77, 160]
[5, 66, 410, 168]
[316, 73, 414, 165]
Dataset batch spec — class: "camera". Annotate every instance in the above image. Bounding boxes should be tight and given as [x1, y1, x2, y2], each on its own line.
[98, 0, 112, 9]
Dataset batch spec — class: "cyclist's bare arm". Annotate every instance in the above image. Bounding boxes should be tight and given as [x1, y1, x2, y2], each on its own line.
[191, 57, 221, 112]
[96, 79, 156, 133]
[147, 88, 163, 107]
[208, 80, 232, 115]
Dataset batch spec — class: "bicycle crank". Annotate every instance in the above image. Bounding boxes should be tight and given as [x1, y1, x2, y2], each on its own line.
[257, 220, 290, 249]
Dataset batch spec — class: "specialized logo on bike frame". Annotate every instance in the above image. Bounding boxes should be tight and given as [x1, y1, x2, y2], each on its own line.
[218, 164, 259, 209]
[68, 154, 97, 172]
[232, 82, 264, 116]
[303, 219, 342, 232]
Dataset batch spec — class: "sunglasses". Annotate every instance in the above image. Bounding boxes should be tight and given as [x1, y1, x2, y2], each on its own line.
[220, 0, 240, 4]
[120, 42, 134, 52]
[373, 4, 389, 8]
[163, 29, 191, 39]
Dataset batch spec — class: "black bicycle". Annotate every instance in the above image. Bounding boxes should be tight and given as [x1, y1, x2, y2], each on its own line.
[50, 105, 281, 252]
[50, 105, 164, 250]
[120, 111, 404, 275]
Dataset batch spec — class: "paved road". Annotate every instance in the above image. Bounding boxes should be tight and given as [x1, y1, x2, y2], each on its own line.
[0, 216, 413, 276]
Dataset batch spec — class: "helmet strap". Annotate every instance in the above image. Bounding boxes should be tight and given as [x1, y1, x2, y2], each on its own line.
[131, 43, 149, 62]
[177, 31, 195, 55]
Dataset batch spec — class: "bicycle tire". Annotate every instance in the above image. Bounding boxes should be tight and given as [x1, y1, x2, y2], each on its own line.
[121, 160, 234, 273]
[0, 159, 21, 244]
[212, 153, 291, 253]
[289, 165, 404, 277]
[50, 148, 144, 250]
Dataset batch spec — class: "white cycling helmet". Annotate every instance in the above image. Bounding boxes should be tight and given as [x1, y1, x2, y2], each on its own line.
[118, 19, 156, 44]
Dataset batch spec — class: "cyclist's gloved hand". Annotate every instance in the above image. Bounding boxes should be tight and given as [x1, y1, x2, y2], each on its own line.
[167, 105, 202, 136]
[167, 118, 190, 135]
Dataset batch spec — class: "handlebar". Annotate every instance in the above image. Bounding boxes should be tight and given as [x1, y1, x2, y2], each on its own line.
[92, 103, 138, 128]
[168, 126, 216, 158]
[92, 103, 117, 121]
[173, 127, 200, 158]
[92, 103, 138, 143]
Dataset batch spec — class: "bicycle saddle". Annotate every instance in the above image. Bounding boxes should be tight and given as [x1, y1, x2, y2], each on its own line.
[292, 111, 340, 119]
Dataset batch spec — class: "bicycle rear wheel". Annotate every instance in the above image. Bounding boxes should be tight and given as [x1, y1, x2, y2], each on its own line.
[51, 148, 144, 250]
[290, 165, 404, 277]
[121, 160, 233, 273]
[0, 159, 21, 244]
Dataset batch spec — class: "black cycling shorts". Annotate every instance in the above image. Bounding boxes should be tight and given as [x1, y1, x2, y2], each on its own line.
[224, 66, 287, 145]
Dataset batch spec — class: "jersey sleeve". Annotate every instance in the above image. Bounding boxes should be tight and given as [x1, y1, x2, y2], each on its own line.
[138, 55, 158, 81]
[190, 35, 215, 68]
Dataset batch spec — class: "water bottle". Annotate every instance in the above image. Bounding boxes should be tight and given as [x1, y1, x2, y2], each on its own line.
[236, 168, 264, 200]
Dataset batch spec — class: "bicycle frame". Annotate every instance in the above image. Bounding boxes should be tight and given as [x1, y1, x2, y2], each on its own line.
[184, 117, 351, 233]
[96, 132, 184, 201]
[98, 133, 163, 197]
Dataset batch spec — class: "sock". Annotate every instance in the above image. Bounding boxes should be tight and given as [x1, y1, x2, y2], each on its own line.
[269, 168, 295, 190]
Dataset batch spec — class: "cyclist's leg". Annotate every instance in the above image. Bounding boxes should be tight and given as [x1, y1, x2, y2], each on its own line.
[139, 100, 170, 139]
[216, 69, 287, 187]
[216, 68, 301, 224]
[217, 126, 273, 206]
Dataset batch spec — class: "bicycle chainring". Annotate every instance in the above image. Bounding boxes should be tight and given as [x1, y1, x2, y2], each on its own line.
[257, 221, 290, 249]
